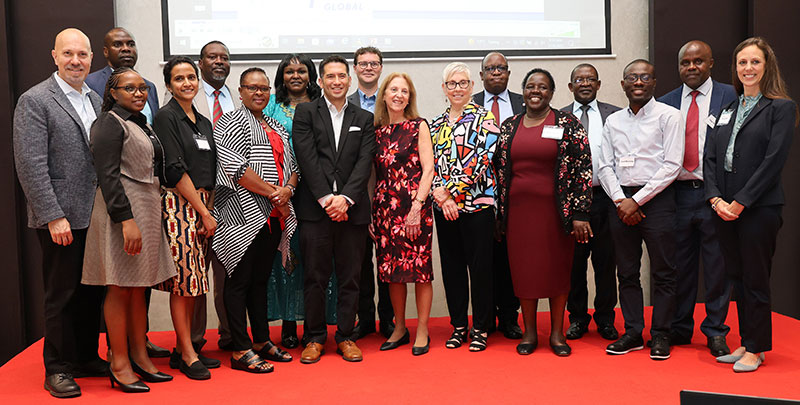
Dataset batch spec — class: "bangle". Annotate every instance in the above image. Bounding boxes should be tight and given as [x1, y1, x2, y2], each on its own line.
[415, 197, 425, 204]
[286, 184, 296, 196]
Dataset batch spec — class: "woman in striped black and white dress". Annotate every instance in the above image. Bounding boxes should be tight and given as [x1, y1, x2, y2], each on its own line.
[213, 67, 298, 373]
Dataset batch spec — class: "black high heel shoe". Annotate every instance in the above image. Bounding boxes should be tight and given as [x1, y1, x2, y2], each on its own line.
[109, 366, 149, 393]
[130, 359, 173, 383]
[380, 329, 410, 351]
[412, 337, 430, 356]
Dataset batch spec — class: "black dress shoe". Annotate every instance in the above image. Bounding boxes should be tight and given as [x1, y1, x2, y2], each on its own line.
[606, 334, 644, 355]
[597, 323, 619, 341]
[73, 357, 109, 378]
[379, 320, 395, 339]
[281, 334, 300, 349]
[44, 373, 81, 398]
[647, 332, 690, 348]
[352, 322, 377, 340]
[412, 337, 430, 356]
[179, 359, 211, 380]
[550, 342, 572, 357]
[380, 329, 410, 351]
[707, 336, 730, 357]
[146, 340, 171, 358]
[516, 341, 538, 355]
[650, 334, 671, 360]
[109, 367, 149, 393]
[497, 321, 523, 339]
[169, 349, 220, 370]
[130, 359, 173, 383]
[566, 322, 589, 340]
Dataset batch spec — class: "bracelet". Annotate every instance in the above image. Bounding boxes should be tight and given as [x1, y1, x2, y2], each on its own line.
[286, 184, 296, 196]
[415, 197, 426, 204]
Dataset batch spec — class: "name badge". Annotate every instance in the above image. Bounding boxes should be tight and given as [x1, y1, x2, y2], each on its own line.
[717, 110, 733, 126]
[620, 156, 635, 167]
[195, 137, 211, 151]
[541, 125, 564, 140]
[706, 114, 717, 129]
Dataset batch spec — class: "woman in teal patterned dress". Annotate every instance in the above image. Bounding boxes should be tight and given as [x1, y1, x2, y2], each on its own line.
[264, 54, 337, 348]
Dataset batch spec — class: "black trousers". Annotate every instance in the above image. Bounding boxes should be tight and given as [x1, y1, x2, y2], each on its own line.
[357, 236, 393, 326]
[492, 237, 520, 325]
[37, 228, 104, 375]
[715, 205, 781, 353]
[568, 187, 617, 326]
[224, 219, 281, 351]
[608, 187, 677, 338]
[672, 180, 731, 340]
[301, 219, 367, 344]
[434, 208, 494, 331]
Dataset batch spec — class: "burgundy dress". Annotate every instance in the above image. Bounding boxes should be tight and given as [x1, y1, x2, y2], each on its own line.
[373, 118, 434, 283]
[506, 111, 574, 299]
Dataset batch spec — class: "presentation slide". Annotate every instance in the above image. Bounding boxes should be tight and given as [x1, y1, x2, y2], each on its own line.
[163, 0, 609, 59]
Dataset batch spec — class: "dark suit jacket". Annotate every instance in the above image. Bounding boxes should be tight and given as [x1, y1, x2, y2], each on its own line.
[560, 100, 620, 125]
[472, 90, 525, 119]
[347, 91, 362, 110]
[704, 96, 797, 207]
[292, 97, 376, 224]
[657, 79, 737, 134]
[86, 65, 159, 118]
[13, 75, 102, 229]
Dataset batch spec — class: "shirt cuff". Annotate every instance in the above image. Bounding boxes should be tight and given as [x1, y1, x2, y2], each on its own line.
[341, 195, 355, 206]
[318, 194, 333, 208]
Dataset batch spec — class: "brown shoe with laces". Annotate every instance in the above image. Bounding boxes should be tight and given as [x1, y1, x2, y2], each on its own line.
[300, 342, 324, 364]
[336, 340, 363, 362]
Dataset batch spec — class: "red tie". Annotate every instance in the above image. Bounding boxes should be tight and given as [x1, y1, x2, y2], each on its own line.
[212, 90, 223, 127]
[491, 95, 501, 123]
[683, 90, 700, 172]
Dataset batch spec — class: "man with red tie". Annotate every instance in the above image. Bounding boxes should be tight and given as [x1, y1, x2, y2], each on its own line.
[657, 40, 737, 357]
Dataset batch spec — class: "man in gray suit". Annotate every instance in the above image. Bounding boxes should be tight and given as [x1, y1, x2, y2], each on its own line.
[472, 51, 524, 339]
[13, 28, 105, 398]
[561, 63, 621, 342]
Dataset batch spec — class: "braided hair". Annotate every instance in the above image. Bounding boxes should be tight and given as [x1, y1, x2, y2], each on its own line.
[101, 66, 138, 112]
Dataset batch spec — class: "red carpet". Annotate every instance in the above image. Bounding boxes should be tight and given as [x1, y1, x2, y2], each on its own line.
[2, 304, 800, 404]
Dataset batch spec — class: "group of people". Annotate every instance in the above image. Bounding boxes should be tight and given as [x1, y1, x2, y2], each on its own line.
[12, 25, 797, 399]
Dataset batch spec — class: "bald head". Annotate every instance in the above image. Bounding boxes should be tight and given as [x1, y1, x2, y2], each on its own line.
[480, 51, 511, 94]
[52, 28, 92, 91]
[481, 51, 507, 70]
[678, 40, 714, 89]
[103, 27, 138, 68]
[678, 40, 711, 61]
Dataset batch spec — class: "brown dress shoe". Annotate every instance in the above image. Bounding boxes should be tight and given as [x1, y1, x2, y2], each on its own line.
[300, 343, 324, 364]
[336, 340, 363, 362]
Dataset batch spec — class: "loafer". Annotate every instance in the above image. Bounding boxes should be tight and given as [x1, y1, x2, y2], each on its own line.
[44, 373, 81, 398]
[300, 342, 325, 364]
[336, 340, 363, 362]
[412, 337, 430, 356]
[281, 334, 300, 349]
[566, 322, 589, 340]
[597, 323, 619, 341]
[708, 336, 730, 357]
[169, 348, 220, 370]
[379, 320, 396, 339]
[650, 334, 671, 360]
[733, 353, 765, 373]
[380, 329, 410, 351]
[179, 359, 211, 380]
[550, 342, 572, 357]
[72, 357, 109, 378]
[606, 334, 644, 355]
[146, 340, 171, 358]
[498, 321, 523, 340]
[516, 341, 538, 355]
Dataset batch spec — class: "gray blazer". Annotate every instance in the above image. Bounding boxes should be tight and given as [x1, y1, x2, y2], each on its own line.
[13, 75, 102, 229]
[192, 81, 241, 119]
[472, 90, 526, 117]
[560, 100, 620, 124]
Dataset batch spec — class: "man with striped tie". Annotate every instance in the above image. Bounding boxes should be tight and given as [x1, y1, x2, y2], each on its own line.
[190, 40, 240, 357]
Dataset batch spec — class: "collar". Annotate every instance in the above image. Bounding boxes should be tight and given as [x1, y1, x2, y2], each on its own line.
[203, 78, 227, 97]
[324, 95, 348, 114]
[628, 97, 657, 116]
[53, 72, 92, 97]
[111, 103, 148, 126]
[166, 97, 200, 123]
[357, 88, 377, 100]
[682, 76, 713, 99]
[573, 98, 599, 114]
[484, 89, 510, 102]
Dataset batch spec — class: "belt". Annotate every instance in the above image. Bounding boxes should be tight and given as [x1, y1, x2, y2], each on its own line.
[675, 179, 703, 189]
[621, 185, 643, 194]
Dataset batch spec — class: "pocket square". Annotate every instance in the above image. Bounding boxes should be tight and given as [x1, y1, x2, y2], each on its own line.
[348, 126, 361, 131]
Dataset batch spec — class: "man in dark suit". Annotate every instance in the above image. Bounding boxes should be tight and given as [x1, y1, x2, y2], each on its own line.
[13, 28, 106, 398]
[293, 55, 377, 364]
[346, 46, 395, 340]
[561, 63, 621, 342]
[85, 28, 159, 125]
[471, 51, 524, 339]
[657, 40, 737, 357]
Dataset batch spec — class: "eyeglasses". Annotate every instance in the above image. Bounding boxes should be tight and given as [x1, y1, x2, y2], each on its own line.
[483, 65, 509, 73]
[241, 85, 271, 93]
[572, 77, 598, 85]
[113, 85, 149, 94]
[445, 80, 471, 90]
[356, 61, 381, 69]
[623, 73, 653, 83]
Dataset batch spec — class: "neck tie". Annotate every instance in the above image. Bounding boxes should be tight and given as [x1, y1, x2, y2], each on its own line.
[491, 95, 501, 123]
[212, 90, 223, 127]
[684, 90, 700, 172]
[579, 104, 590, 131]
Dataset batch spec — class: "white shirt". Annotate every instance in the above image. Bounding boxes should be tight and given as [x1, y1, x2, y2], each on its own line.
[483, 89, 514, 123]
[678, 77, 713, 180]
[317, 96, 353, 207]
[53, 72, 97, 139]
[572, 98, 603, 185]
[597, 97, 683, 206]
[202, 78, 235, 115]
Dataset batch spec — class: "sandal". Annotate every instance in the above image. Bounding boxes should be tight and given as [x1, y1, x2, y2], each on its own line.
[469, 329, 488, 352]
[230, 350, 273, 374]
[258, 342, 293, 362]
[445, 327, 468, 349]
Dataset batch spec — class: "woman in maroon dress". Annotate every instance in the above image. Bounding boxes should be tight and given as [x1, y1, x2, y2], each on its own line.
[493, 68, 593, 356]
[371, 72, 435, 355]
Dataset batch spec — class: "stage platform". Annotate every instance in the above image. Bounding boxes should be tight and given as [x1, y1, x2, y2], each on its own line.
[2, 304, 799, 404]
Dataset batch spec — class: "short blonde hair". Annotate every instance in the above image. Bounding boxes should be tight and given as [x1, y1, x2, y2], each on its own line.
[442, 62, 471, 83]
[374, 72, 420, 128]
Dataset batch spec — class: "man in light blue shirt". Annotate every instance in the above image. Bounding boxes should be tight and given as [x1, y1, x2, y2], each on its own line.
[347, 46, 383, 113]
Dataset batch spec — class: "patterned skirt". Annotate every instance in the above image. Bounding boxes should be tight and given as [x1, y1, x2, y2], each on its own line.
[154, 188, 211, 297]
